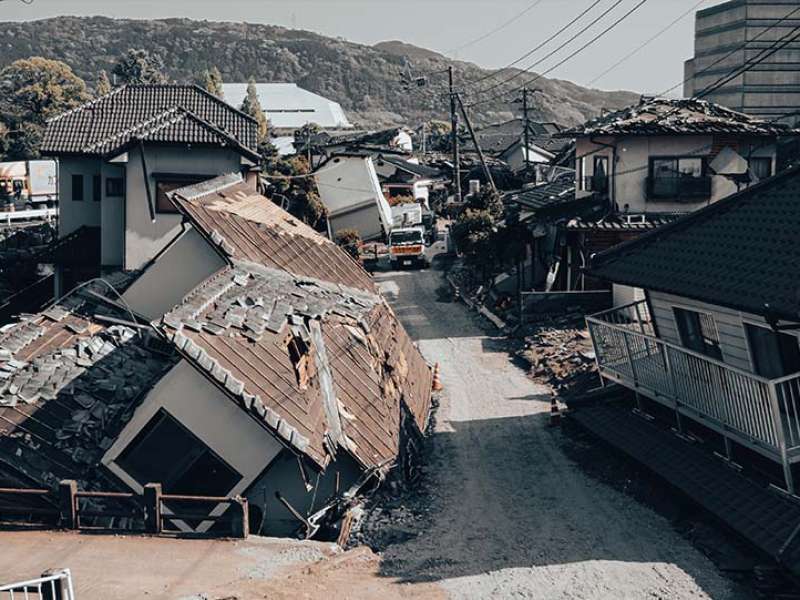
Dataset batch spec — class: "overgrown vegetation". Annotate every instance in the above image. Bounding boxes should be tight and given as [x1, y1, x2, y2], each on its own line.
[261, 153, 327, 230]
[335, 229, 362, 260]
[112, 49, 168, 85]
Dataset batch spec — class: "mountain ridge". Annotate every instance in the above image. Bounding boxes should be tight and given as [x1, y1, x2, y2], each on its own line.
[0, 16, 641, 128]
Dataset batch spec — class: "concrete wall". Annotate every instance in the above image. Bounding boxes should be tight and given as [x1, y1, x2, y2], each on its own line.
[574, 135, 776, 214]
[123, 145, 243, 270]
[122, 226, 227, 320]
[57, 157, 102, 237]
[103, 360, 283, 500]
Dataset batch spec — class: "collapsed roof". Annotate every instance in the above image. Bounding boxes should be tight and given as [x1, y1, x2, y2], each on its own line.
[42, 85, 260, 160]
[589, 166, 800, 320]
[560, 97, 795, 138]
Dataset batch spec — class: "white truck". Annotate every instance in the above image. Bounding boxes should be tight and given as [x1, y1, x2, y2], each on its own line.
[0, 160, 58, 208]
[389, 226, 428, 269]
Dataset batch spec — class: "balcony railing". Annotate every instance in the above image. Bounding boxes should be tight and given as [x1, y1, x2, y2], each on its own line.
[587, 301, 800, 475]
[646, 175, 712, 200]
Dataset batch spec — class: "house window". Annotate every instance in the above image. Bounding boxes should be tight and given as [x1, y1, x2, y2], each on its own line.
[154, 175, 209, 214]
[745, 324, 800, 379]
[116, 409, 242, 496]
[92, 175, 101, 202]
[106, 177, 124, 197]
[589, 156, 609, 195]
[648, 157, 710, 200]
[71, 174, 84, 201]
[674, 307, 723, 360]
[749, 157, 772, 181]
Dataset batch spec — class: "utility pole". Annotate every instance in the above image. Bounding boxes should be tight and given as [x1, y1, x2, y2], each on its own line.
[456, 94, 497, 194]
[448, 66, 462, 202]
[522, 87, 531, 172]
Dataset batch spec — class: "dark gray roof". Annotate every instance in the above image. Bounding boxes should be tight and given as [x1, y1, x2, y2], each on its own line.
[42, 85, 259, 159]
[560, 98, 794, 138]
[377, 155, 443, 179]
[505, 181, 575, 213]
[589, 167, 800, 320]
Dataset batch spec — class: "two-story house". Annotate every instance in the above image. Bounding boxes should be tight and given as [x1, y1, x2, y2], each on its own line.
[40, 84, 261, 296]
[585, 166, 800, 495]
[542, 97, 793, 299]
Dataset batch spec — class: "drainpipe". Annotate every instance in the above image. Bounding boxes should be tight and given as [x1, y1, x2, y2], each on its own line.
[589, 136, 617, 216]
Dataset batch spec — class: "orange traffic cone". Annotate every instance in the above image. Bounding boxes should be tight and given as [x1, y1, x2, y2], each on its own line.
[431, 363, 444, 392]
[549, 395, 561, 427]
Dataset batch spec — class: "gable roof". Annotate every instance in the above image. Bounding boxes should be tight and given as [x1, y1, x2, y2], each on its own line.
[376, 155, 443, 180]
[589, 167, 800, 320]
[42, 85, 259, 159]
[221, 83, 352, 130]
[560, 97, 794, 138]
[168, 175, 376, 293]
[0, 282, 177, 488]
[158, 175, 431, 472]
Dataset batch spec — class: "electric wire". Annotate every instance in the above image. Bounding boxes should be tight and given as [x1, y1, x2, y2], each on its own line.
[448, 0, 546, 55]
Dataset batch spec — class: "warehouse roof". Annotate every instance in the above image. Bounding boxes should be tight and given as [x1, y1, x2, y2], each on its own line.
[560, 97, 794, 138]
[42, 85, 259, 159]
[589, 167, 800, 320]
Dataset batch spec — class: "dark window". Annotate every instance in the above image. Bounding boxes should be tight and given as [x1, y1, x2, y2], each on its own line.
[746, 324, 800, 379]
[116, 409, 242, 496]
[106, 177, 124, 197]
[71, 174, 84, 201]
[749, 157, 772, 181]
[155, 176, 208, 213]
[92, 175, 102, 202]
[648, 157, 710, 200]
[674, 307, 723, 360]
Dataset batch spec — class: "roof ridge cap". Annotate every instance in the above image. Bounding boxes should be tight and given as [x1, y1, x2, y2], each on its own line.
[46, 85, 129, 124]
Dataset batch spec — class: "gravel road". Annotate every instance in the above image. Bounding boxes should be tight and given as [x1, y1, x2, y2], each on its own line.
[372, 257, 748, 600]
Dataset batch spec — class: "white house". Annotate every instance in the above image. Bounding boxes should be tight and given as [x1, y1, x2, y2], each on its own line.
[40, 84, 261, 296]
[314, 153, 393, 241]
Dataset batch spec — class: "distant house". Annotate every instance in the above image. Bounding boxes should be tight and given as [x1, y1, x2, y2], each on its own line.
[473, 119, 569, 176]
[317, 128, 414, 160]
[373, 155, 446, 207]
[0, 173, 432, 537]
[585, 166, 800, 494]
[40, 84, 261, 295]
[314, 153, 394, 241]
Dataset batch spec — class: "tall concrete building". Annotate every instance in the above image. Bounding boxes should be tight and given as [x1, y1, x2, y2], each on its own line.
[684, 0, 800, 124]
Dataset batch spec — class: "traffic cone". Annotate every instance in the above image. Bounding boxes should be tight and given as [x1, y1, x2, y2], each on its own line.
[549, 395, 561, 427]
[431, 363, 443, 392]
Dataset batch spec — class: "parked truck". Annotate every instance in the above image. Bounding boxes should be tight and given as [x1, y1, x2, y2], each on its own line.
[0, 160, 58, 209]
[389, 226, 428, 269]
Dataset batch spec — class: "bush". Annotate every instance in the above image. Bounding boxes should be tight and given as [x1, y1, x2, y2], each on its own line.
[335, 229, 361, 260]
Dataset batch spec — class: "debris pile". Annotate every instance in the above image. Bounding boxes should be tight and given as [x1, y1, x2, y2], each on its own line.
[517, 314, 598, 396]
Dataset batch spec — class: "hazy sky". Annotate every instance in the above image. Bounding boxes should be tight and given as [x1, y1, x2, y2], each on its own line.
[0, 0, 708, 93]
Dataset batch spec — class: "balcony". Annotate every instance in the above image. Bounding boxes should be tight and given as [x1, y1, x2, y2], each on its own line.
[587, 301, 800, 489]
[646, 175, 712, 201]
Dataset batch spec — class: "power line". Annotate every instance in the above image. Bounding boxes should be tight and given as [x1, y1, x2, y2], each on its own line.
[469, 0, 652, 108]
[448, 0, 546, 55]
[465, 0, 605, 90]
[469, 0, 627, 98]
[588, 0, 708, 86]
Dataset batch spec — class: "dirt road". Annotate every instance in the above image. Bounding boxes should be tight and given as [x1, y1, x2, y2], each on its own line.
[368, 258, 748, 599]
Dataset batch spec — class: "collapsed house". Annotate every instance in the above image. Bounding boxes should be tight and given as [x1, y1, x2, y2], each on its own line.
[0, 173, 432, 538]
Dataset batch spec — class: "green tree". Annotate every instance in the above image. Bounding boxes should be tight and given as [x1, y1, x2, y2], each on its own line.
[96, 70, 112, 96]
[112, 49, 167, 85]
[201, 66, 224, 98]
[335, 229, 362, 261]
[240, 78, 268, 143]
[263, 154, 327, 229]
[0, 57, 89, 159]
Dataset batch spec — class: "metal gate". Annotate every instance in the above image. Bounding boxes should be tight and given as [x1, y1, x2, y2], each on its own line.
[0, 569, 75, 600]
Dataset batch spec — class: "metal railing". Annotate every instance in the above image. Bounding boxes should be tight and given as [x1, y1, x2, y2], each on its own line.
[646, 175, 712, 200]
[0, 208, 58, 226]
[587, 301, 800, 465]
[0, 569, 75, 600]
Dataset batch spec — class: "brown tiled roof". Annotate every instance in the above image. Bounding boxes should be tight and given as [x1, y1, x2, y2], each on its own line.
[559, 98, 794, 138]
[0, 284, 177, 488]
[169, 174, 377, 294]
[42, 85, 259, 159]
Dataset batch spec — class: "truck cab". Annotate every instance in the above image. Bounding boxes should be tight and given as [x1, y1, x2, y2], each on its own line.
[389, 227, 427, 269]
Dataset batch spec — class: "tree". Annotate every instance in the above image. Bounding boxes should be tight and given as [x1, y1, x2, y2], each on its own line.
[262, 154, 327, 229]
[240, 78, 268, 143]
[96, 70, 112, 96]
[112, 49, 167, 85]
[201, 66, 224, 98]
[0, 57, 89, 159]
[335, 229, 361, 261]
